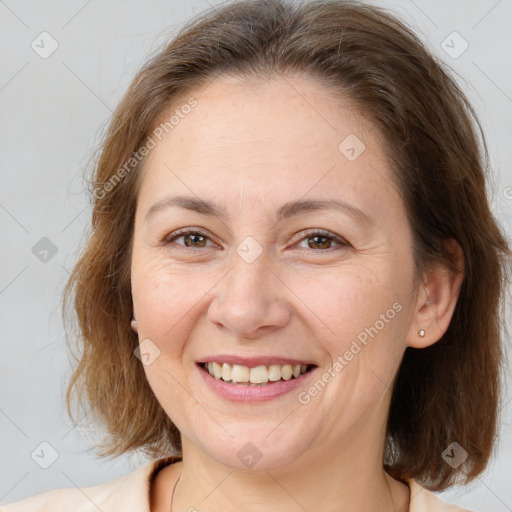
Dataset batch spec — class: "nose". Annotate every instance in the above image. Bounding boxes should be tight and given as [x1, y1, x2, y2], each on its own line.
[206, 251, 291, 339]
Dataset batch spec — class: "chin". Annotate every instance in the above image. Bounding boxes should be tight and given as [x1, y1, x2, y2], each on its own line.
[189, 419, 319, 471]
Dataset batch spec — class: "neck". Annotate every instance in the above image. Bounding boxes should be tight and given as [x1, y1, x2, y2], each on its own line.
[172, 433, 409, 512]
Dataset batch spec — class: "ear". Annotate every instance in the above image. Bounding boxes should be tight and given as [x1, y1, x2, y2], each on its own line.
[131, 315, 139, 334]
[407, 238, 465, 348]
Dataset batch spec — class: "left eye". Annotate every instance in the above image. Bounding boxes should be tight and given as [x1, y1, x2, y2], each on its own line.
[294, 229, 348, 250]
[162, 230, 215, 249]
[162, 229, 348, 251]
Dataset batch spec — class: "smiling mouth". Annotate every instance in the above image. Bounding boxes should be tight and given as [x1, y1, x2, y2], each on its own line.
[199, 362, 316, 386]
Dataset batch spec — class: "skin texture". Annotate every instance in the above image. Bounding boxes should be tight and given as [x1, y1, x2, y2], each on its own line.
[130, 73, 464, 512]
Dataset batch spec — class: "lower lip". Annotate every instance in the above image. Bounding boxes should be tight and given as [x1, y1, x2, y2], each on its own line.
[197, 364, 317, 402]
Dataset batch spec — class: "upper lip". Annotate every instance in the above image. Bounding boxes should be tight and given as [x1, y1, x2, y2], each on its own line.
[197, 355, 317, 367]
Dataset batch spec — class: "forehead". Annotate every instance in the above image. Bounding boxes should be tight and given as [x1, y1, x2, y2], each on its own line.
[137, 73, 399, 220]
[149, 72, 373, 161]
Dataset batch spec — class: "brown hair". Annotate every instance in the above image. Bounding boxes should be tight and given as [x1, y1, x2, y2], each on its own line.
[63, 0, 511, 491]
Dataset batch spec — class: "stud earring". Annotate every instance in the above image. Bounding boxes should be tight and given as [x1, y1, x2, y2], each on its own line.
[130, 317, 138, 332]
[417, 329, 426, 338]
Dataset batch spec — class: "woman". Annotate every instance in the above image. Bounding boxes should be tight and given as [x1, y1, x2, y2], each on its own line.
[3, 0, 510, 511]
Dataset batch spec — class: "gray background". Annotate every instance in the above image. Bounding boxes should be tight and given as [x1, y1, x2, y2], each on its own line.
[1, 0, 511, 509]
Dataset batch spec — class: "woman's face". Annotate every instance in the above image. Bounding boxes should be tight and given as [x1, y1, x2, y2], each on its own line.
[131, 73, 420, 470]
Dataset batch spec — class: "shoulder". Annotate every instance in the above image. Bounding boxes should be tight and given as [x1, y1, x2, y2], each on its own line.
[0, 456, 180, 512]
[408, 480, 475, 512]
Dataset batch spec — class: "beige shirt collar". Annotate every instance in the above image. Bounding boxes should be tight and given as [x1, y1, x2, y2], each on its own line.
[2, 455, 472, 511]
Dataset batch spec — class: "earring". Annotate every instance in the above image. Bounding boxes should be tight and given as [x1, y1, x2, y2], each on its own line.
[130, 317, 138, 332]
[417, 329, 426, 338]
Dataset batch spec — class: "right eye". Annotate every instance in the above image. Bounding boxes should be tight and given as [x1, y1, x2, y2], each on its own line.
[161, 229, 217, 250]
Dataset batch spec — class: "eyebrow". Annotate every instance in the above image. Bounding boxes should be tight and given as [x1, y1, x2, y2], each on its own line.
[144, 194, 373, 226]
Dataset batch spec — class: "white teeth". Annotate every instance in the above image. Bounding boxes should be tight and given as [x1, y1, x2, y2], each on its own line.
[249, 365, 268, 384]
[281, 364, 293, 380]
[204, 362, 311, 384]
[268, 365, 282, 382]
[231, 364, 249, 383]
[221, 363, 232, 381]
[212, 361, 222, 379]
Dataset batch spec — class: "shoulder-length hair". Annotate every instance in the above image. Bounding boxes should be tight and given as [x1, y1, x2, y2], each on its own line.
[63, 0, 511, 491]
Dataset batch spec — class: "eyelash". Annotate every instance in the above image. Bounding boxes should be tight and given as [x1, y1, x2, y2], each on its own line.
[160, 228, 349, 253]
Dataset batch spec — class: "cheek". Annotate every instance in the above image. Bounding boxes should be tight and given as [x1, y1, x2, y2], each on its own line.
[295, 262, 409, 377]
[131, 250, 219, 341]
[132, 255, 176, 329]
[332, 265, 412, 384]
[295, 262, 398, 334]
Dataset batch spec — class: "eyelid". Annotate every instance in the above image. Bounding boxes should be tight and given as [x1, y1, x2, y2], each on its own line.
[292, 228, 347, 244]
[160, 227, 218, 248]
[161, 227, 349, 252]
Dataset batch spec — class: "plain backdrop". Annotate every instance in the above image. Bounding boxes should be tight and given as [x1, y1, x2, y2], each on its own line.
[1, 0, 511, 509]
